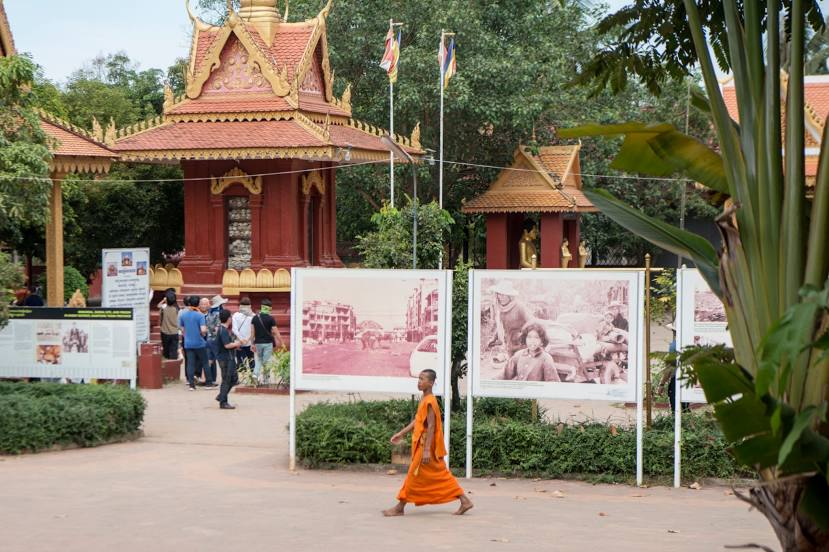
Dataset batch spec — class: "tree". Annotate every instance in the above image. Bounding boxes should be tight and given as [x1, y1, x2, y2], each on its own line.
[562, 2, 829, 548]
[450, 258, 472, 410]
[355, 197, 453, 270]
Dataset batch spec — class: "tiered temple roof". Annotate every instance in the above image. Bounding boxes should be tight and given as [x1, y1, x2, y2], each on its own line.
[721, 73, 829, 195]
[461, 145, 596, 214]
[113, 0, 420, 162]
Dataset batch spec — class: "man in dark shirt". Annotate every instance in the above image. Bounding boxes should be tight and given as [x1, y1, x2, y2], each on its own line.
[608, 301, 629, 331]
[252, 298, 284, 383]
[216, 309, 241, 409]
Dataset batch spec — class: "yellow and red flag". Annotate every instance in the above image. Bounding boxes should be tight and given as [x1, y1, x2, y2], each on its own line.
[380, 28, 401, 84]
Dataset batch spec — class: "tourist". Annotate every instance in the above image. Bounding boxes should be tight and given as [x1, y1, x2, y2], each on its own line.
[503, 323, 561, 381]
[179, 295, 211, 391]
[205, 294, 228, 386]
[383, 369, 473, 517]
[231, 296, 255, 373]
[23, 287, 44, 307]
[215, 309, 241, 410]
[158, 289, 180, 360]
[251, 298, 284, 383]
[199, 296, 217, 387]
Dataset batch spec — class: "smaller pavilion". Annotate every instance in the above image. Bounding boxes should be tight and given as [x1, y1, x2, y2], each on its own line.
[1, 0, 115, 306]
[462, 144, 595, 269]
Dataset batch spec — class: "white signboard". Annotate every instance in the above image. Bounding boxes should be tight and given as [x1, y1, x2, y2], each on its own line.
[470, 269, 644, 401]
[0, 308, 137, 387]
[101, 248, 150, 342]
[677, 268, 733, 403]
[291, 268, 452, 394]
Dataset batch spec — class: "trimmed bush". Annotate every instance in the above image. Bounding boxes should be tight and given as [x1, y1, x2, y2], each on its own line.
[37, 266, 89, 303]
[0, 382, 146, 454]
[296, 398, 751, 482]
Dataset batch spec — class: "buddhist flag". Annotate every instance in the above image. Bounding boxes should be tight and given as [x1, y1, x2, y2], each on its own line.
[380, 28, 401, 84]
[441, 37, 457, 88]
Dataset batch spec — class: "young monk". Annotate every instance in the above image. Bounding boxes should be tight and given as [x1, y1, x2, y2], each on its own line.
[383, 369, 474, 516]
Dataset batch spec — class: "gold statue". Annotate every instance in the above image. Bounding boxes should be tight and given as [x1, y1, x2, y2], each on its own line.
[67, 289, 86, 308]
[519, 224, 539, 269]
[561, 239, 572, 268]
[578, 240, 589, 268]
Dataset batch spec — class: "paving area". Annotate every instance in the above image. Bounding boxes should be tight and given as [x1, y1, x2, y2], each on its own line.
[0, 385, 777, 552]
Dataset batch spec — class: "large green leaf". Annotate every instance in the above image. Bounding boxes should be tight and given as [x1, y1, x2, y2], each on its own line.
[646, 130, 728, 195]
[713, 396, 772, 442]
[731, 433, 781, 468]
[584, 188, 721, 295]
[693, 357, 754, 403]
[779, 404, 826, 465]
[799, 475, 829, 531]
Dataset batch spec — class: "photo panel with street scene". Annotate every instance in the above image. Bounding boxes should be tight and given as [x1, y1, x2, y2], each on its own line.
[471, 269, 643, 401]
[677, 268, 733, 403]
[292, 268, 451, 394]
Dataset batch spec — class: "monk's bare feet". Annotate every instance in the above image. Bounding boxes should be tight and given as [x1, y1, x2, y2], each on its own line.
[382, 502, 405, 517]
[454, 495, 474, 515]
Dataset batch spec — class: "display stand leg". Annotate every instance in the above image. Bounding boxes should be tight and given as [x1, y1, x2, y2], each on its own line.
[466, 270, 475, 479]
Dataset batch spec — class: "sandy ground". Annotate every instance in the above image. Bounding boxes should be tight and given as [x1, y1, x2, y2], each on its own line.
[0, 384, 777, 552]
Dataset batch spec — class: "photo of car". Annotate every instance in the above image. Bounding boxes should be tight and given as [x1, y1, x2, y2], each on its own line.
[409, 334, 438, 377]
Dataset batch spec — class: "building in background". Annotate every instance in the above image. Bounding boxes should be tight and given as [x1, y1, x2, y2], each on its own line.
[302, 300, 356, 343]
[405, 283, 438, 342]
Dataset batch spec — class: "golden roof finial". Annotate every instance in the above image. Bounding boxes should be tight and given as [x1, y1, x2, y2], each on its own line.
[283, 0, 289, 21]
[320, 0, 333, 18]
[410, 122, 421, 149]
[91, 117, 103, 141]
[185, 0, 213, 31]
[104, 117, 117, 146]
[163, 85, 174, 112]
[239, 0, 281, 43]
[340, 83, 352, 112]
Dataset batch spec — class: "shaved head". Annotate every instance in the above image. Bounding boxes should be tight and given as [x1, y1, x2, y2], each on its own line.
[420, 369, 437, 383]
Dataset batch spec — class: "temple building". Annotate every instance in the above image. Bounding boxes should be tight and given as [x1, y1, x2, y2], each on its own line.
[462, 144, 595, 269]
[110, 0, 420, 319]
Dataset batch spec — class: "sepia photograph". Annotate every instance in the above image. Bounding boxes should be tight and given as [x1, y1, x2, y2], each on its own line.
[293, 269, 450, 394]
[472, 270, 642, 401]
[62, 323, 89, 354]
[694, 288, 727, 322]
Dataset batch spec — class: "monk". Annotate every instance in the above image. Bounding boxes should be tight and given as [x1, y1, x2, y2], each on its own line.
[383, 369, 474, 516]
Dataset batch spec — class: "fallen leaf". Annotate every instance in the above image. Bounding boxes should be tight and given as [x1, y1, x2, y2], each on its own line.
[338, 501, 349, 504]
[532, 478, 541, 482]
[598, 512, 608, 517]
[689, 482, 702, 490]
[610, 425, 618, 436]
[630, 494, 644, 498]
[535, 488, 548, 493]
[552, 490, 565, 498]
[386, 469, 398, 475]
[723, 490, 734, 496]
[668, 530, 680, 534]
[490, 482, 497, 487]
[513, 496, 527, 500]
[490, 539, 510, 543]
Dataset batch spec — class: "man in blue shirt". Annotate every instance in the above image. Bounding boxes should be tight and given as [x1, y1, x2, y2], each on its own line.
[179, 295, 210, 391]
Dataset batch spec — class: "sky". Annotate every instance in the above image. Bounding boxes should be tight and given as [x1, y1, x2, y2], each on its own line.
[4, 0, 631, 85]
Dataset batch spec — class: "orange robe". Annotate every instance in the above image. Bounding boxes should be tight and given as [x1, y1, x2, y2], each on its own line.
[397, 394, 464, 506]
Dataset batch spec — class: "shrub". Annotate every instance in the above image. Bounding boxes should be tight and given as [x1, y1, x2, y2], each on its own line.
[37, 266, 89, 303]
[0, 382, 145, 454]
[296, 398, 751, 483]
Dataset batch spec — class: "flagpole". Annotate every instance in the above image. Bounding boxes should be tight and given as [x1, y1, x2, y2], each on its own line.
[389, 19, 395, 208]
[438, 30, 445, 269]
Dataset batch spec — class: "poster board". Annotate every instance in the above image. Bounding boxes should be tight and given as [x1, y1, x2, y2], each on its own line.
[676, 268, 732, 403]
[101, 248, 150, 342]
[291, 268, 452, 394]
[0, 308, 137, 386]
[470, 269, 644, 401]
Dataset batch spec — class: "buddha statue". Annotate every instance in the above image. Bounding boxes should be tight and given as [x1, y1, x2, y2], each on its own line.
[518, 224, 539, 269]
[561, 239, 572, 268]
[578, 240, 590, 268]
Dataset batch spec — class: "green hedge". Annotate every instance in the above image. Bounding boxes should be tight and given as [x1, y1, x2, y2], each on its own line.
[0, 382, 146, 454]
[296, 398, 751, 483]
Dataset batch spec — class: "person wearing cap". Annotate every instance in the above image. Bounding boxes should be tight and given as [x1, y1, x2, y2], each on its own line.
[201, 295, 226, 388]
[251, 298, 284, 383]
[486, 280, 534, 358]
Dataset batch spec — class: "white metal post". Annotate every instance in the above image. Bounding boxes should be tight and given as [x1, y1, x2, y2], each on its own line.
[389, 80, 395, 207]
[636, 271, 645, 487]
[289, 267, 298, 471]
[443, 270, 452, 467]
[438, 30, 445, 212]
[674, 267, 685, 488]
[465, 269, 475, 479]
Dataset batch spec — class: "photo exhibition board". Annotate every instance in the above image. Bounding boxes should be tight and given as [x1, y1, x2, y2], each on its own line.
[470, 269, 644, 401]
[291, 268, 452, 394]
[101, 248, 150, 342]
[0, 308, 137, 384]
[677, 268, 733, 403]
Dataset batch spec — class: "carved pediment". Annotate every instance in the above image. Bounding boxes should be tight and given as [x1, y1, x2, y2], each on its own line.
[211, 166, 262, 195]
[301, 169, 325, 196]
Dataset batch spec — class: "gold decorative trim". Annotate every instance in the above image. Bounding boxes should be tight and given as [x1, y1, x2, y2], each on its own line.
[211, 166, 262, 195]
[149, 266, 184, 291]
[116, 116, 169, 141]
[292, 15, 334, 102]
[294, 111, 330, 142]
[221, 267, 291, 295]
[301, 169, 325, 195]
[50, 156, 112, 175]
[115, 146, 397, 163]
[166, 110, 294, 124]
[410, 122, 421, 150]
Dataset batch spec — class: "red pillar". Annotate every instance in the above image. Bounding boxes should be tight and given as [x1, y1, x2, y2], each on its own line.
[249, 191, 263, 269]
[565, 215, 580, 266]
[486, 214, 509, 269]
[540, 213, 564, 268]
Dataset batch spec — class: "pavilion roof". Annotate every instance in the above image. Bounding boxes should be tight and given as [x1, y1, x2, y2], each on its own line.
[115, 1, 419, 162]
[38, 111, 116, 174]
[462, 145, 596, 214]
[0, 0, 14, 58]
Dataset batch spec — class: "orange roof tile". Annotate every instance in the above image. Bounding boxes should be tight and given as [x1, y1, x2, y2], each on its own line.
[113, 120, 327, 152]
[40, 119, 114, 158]
[462, 190, 593, 213]
[328, 124, 420, 154]
[191, 29, 221, 78]
[269, 22, 317, 83]
[168, 94, 294, 115]
[297, 93, 349, 116]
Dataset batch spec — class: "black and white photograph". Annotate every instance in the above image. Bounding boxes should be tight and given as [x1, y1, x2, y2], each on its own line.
[292, 268, 451, 394]
[471, 270, 642, 401]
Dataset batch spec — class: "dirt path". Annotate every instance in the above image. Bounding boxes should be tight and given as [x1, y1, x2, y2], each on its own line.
[0, 385, 777, 552]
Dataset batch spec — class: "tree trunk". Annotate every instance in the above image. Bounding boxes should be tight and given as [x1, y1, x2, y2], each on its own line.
[734, 479, 829, 551]
[451, 359, 462, 411]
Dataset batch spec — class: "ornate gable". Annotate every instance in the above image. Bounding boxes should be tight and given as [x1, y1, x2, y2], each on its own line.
[203, 35, 272, 95]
